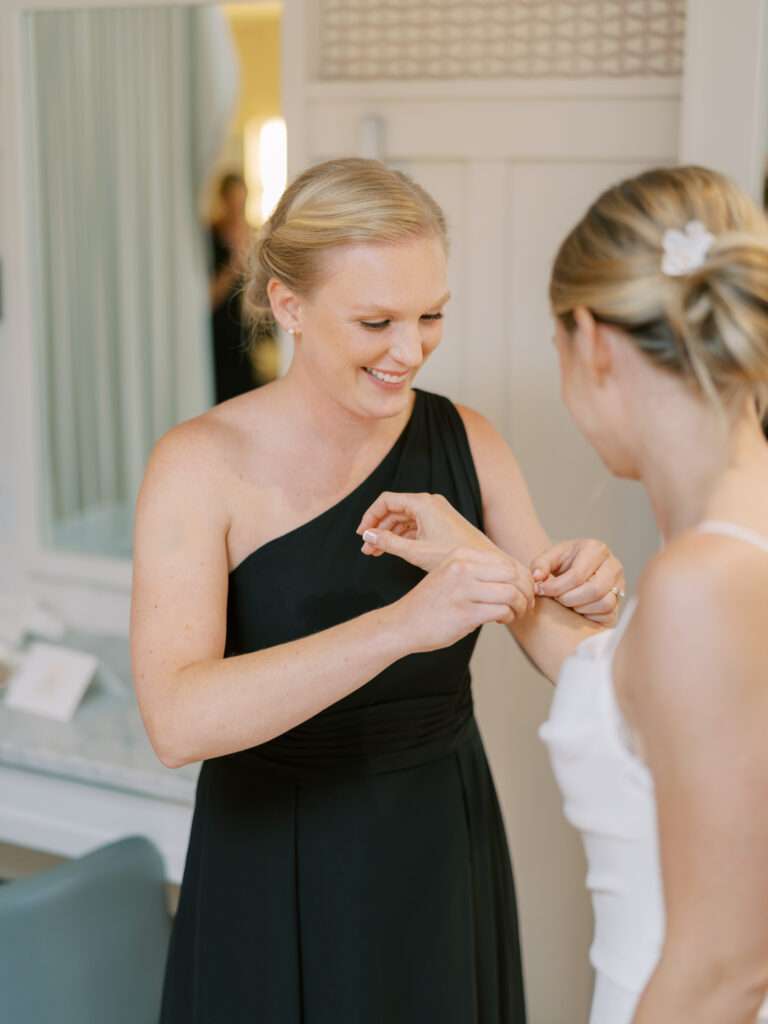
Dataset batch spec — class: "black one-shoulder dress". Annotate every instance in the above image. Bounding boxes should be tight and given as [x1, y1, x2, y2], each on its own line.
[160, 389, 527, 1023]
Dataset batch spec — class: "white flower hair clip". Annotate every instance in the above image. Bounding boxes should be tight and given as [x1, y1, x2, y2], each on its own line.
[661, 220, 714, 276]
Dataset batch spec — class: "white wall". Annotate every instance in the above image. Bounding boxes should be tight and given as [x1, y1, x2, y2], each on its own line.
[680, 0, 768, 201]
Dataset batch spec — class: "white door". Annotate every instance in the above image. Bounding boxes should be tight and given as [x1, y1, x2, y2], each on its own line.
[680, 0, 768, 200]
[282, 4, 682, 1021]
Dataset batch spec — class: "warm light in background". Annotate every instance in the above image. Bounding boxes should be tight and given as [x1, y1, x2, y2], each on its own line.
[245, 116, 287, 223]
[259, 117, 287, 220]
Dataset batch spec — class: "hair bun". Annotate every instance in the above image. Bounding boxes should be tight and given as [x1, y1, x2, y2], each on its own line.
[550, 166, 768, 415]
[669, 234, 768, 397]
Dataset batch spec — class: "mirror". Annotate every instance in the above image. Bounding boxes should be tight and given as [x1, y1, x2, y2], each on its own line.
[22, 2, 283, 560]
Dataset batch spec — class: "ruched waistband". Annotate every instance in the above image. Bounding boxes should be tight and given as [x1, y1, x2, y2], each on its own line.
[216, 682, 475, 780]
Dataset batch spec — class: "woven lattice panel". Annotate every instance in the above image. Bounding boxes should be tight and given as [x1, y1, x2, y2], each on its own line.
[317, 0, 686, 80]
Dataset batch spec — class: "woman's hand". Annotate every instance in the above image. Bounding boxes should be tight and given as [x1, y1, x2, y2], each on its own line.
[530, 539, 626, 625]
[357, 491, 496, 571]
[393, 547, 536, 653]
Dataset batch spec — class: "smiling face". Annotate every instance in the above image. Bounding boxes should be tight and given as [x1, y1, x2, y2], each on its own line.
[272, 233, 449, 420]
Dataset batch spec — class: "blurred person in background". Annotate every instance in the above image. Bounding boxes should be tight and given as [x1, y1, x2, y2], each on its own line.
[209, 171, 276, 402]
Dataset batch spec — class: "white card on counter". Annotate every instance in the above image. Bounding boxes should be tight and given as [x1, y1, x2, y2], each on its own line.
[4, 642, 98, 721]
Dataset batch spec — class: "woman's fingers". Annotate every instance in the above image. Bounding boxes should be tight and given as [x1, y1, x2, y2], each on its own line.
[362, 520, 414, 557]
[552, 557, 616, 608]
[529, 540, 573, 583]
[572, 578, 625, 624]
[357, 492, 427, 536]
[472, 603, 520, 628]
[534, 541, 610, 598]
[373, 512, 416, 534]
[390, 517, 417, 538]
[532, 538, 626, 625]
[361, 512, 414, 555]
[365, 535, 537, 611]
[361, 529, 442, 570]
[465, 584, 527, 626]
[469, 578, 529, 608]
[471, 581, 531, 619]
[578, 608, 620, 625]
[448, 553, 535, 612]
[557, 557, 624, 609]
[572, 593, 617, 615]
[490, 572, 535, 612]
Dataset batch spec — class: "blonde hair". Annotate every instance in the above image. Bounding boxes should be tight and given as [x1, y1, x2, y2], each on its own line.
[550, 165, 768, 416]
[243, 158, 447, 326]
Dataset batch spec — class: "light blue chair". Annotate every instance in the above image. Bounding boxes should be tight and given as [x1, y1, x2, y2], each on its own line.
[0, 835, 172, 1023]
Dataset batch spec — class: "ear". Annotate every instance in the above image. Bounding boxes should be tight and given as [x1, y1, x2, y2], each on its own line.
[267, 278, 303, 334]
[572, 306, 614, 384]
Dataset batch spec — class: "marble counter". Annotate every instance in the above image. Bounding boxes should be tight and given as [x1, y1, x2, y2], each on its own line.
[0, 630, 198, 805]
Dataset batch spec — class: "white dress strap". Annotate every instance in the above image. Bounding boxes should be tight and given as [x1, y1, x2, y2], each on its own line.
[697, 520, 768, 554]
[605, 595, 639, 655]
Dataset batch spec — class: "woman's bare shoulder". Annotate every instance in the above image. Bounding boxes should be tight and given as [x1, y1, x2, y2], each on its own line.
[622, 528, 768, 711]
[136, 388, 278, 524]
[152, 389, 276, 475]
[454, 403, 526, 483]
[637, 526, 768, 609]
[454, 403, 505, 448]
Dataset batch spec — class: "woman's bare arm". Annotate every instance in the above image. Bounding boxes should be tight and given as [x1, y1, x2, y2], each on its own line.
[625, 539, 768, 1023]
[131, 422, 527, 768]
[130, 424, 409, 767]
[458, 405, 606, 681]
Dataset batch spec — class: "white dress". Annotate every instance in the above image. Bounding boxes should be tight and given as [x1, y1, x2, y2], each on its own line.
[540, 520, 768, 1024]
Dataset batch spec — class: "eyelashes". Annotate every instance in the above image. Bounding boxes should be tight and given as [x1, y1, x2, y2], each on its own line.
[360, 313, 444, 331]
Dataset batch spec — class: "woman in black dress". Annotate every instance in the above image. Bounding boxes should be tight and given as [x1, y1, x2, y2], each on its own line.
[131, 158, 624, 1023]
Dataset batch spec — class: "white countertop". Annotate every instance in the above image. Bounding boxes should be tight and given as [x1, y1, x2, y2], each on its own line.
[0, 630, 198, 805]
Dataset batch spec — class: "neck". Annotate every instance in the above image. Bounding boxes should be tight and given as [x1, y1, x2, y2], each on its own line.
[635, 391, 768, 542]
[275, 354, 414, 455]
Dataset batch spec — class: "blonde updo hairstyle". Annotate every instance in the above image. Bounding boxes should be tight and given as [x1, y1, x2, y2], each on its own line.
[244, 158, 448, 329]
[549, 166, 768, 417]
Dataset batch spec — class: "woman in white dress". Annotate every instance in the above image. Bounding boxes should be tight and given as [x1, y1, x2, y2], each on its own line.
[357, 165, 768, 1023]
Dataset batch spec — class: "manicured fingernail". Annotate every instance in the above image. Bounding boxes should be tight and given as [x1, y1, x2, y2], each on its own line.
[363, 530, 378, 544]
[532, 569, 544, 581]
